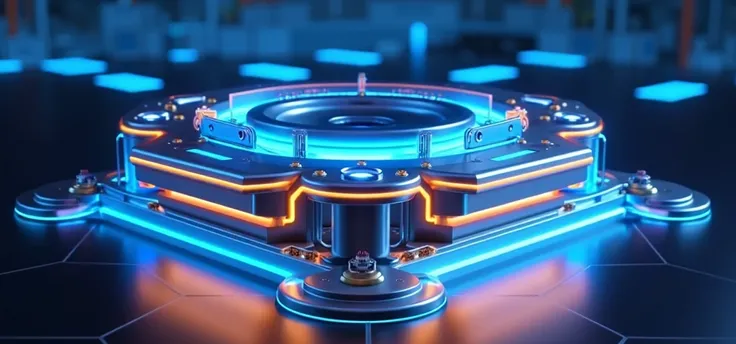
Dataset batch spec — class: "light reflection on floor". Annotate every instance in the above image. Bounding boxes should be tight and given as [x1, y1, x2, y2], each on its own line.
[119, 221, 639, 343]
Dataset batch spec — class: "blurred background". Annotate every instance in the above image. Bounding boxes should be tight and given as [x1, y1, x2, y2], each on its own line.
[1, 0, 735, 74]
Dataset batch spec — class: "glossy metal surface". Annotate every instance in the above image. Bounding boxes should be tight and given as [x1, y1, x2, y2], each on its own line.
[2, 58, 734, 343]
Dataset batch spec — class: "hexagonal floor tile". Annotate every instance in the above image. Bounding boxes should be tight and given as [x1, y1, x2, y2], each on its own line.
[637, 209, 736, 281]
[445, 222, 663, 296]
[68, 224, 275, 296]
[104, 296, 366, 344]
[0, 263, 179, 337]
[1, 220, 93, 274]
[546, 265, 736, 338]
[372, 296, 622, 344]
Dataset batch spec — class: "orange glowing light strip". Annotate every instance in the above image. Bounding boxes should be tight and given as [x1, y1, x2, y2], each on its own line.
[558, 123, 604, 139]
[164, 190, 277, 227]
[130, 157, 294, 193]
[426, 157, 593, 192]
[438, 191, 561, 227]
[557, 123, 603, 139]
[119, 120, 166, 138]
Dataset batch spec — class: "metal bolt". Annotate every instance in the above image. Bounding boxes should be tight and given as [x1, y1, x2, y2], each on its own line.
[173, 114, 185, 121]
[171, 138, 183, 144]
[290, 161, 302, 168]
[313, 170, 327, 177]
[207, 97, 217, 104]
[518, 138, 527, 144]
[540, 115, 551, 121]
[420, 161, 432, 169]
[549, 104, 561, 112]
[357, 160, 367, 166]
[395, 169, 409, 177]
[506, 98, 516, 105]
[164, 102, 177, 112]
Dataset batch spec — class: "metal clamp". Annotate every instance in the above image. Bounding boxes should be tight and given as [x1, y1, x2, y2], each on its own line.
[418, 131, 432, 159]
[115, 133, 124, 185]
[292, 129, 308, 159]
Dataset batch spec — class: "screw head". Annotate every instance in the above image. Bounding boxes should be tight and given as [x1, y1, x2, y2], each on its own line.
[313, 170, 327, 177]
[357, 160, 367, 166]
[549, 104, 561, 112]
[395, 169, 409, 177]
[420, 161, 432, 169]
[164, 102, 177, 112]
[505, 98, 516, 105]
[290, 161, 302, 168]
[173, 114, 185, 121]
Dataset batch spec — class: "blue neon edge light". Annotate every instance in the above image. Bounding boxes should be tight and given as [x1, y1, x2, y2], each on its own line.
[99, 207, 292, 278]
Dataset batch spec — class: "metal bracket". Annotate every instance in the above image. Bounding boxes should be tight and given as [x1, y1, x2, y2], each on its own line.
[115, 133, 124, 185]
[292, 129, 308, 159]
[418, 131, 432, 159]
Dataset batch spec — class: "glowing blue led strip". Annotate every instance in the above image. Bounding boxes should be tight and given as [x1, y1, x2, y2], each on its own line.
[626, 207, 711, 223]
[428, 207, 626, 277]
[14, 207, 99, 222]
[99, 207, 292, 278]
[215, 89, 507, 160]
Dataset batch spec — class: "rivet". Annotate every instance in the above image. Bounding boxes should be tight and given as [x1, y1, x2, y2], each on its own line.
[549, 104, 561, 112]
[171, 138, 183, 144]
[357, 160, 367, 166]
[290, 161, 302, 168]
[395, 169, 409, 177]
[313, 170, 327, 177]
[540, 115, 551, 121]
[207, 97, 217, 104]
[505, 98, 517, 105]
[173, 114, 185, 121]
[164, 102, 177, 112]
[420, 161, 432, 169]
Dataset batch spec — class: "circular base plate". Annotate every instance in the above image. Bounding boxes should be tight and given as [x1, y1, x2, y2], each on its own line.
[15, 178, 101, 222]
[277, 268, 446, 323]
[611, 171, 712, 222]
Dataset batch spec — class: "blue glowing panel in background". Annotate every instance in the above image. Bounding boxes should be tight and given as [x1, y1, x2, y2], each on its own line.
[448, 65, 519, 84]
[634, 80, 708, 103]
[168, 48, 199, 64]
[239, 63, 311, 82]
[313, 49, 383, 67]
[517, 51, 587, 69]
[409, 22, 428, 60]
[187, 148, 232, 161]
[0, 59, 22, 74]
[41, 57, 108, 76]
[94, 73, 164, 93]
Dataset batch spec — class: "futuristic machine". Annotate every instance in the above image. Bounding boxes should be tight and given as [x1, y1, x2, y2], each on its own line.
[15, 74, 711, 323]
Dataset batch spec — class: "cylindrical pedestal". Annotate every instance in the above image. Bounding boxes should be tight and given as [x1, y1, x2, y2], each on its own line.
[122, 133, 144, 193]
[331, 204, 390, 260]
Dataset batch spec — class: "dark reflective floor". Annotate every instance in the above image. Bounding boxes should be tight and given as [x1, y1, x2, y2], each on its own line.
[2, 55, 735, 344]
